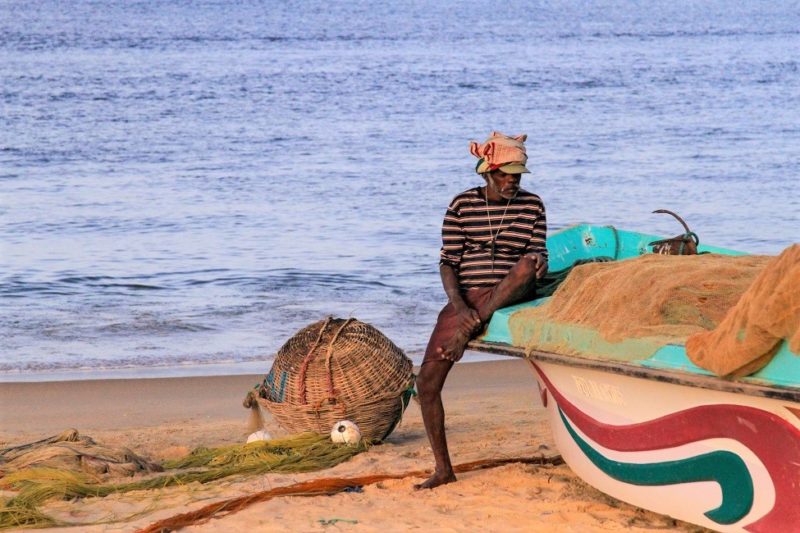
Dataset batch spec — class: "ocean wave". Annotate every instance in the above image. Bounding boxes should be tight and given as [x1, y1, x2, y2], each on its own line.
[0, 268, 400, 297]
[0, 352, 267, 375]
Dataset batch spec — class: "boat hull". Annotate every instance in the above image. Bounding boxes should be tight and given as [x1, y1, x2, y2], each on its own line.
[528, 359, 800, 533]
[467, 223, 799, 530]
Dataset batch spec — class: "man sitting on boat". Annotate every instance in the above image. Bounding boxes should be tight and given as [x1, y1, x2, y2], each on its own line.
[415, 131, 549, 489]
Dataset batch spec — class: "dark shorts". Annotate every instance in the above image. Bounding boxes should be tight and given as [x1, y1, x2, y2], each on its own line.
[421, 286, 497, 366]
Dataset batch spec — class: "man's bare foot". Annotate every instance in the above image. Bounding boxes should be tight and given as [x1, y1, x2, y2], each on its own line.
[413, 471, 457, 490]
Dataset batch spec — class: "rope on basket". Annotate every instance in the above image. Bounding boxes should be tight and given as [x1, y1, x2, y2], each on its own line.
[298, 316, 332, 405]
[324, 318, 354, 402]
[307, 318, 355, 420]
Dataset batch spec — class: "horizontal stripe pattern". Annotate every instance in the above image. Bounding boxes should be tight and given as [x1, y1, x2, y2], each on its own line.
[440, 186, 547, 288]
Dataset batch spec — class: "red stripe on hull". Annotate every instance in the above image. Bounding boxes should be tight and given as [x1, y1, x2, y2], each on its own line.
[530, 361, 800, 532]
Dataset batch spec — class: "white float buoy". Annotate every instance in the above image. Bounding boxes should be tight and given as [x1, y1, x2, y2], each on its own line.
[330, 420, 361, 445]
[246, 429, 272, 443]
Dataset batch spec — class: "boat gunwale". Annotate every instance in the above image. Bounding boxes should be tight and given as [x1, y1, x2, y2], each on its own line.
[468, 340, 800, 403]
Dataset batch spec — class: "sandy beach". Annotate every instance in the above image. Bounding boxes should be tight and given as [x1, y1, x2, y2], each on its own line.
[0, 359, 708, 532]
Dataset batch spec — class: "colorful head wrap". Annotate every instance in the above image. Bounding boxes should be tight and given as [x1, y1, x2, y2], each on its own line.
[469, 131, 530, 174]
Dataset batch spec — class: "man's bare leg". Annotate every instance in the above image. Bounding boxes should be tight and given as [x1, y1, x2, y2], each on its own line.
[414, 359, 457, 489]
[437, 256, 539, 361]
[416, 254, 544, 489]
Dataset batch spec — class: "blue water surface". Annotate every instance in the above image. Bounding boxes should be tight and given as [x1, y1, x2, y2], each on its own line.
[1, 0, 798, 378]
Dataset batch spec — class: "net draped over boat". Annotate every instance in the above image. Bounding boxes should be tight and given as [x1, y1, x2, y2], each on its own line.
[686, 244, 800, 377]
[509, 249, 799, 376]
[254, 317, 415, 443]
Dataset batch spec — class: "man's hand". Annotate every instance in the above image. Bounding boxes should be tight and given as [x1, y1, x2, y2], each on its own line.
[436, 263, 484, 362]
[526, 252, 548, 279]
[454, 305, 482, 338]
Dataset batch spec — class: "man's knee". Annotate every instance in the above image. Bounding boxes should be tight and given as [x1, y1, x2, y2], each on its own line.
[416, 363, 446, 401]
[416, 369, 437, 401]
[512, 255, 538, 282]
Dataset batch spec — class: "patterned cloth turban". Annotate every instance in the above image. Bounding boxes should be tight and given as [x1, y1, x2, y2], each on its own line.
[469, 131, 530, 174]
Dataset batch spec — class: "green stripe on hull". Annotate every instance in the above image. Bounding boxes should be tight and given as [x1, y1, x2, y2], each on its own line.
[558, 409, 754, 525]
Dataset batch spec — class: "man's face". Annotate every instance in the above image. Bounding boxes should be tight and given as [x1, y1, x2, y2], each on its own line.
[486, 170, 521, 200]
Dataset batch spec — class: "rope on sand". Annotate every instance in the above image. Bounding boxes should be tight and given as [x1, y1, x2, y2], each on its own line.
[136, 454, 564, 533]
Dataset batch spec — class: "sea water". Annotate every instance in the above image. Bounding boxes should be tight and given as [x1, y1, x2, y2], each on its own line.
[1, 0, 798, 380]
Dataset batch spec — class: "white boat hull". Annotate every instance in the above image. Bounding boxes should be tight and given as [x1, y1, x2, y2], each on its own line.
[528, 359, 800, 533]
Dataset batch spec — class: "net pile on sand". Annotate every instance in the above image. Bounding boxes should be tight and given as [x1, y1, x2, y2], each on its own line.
[686, 244, 800, 377]
[250, 317, 415, 443]
[510, 253, 774, 363]
[0, 429, 160, 478]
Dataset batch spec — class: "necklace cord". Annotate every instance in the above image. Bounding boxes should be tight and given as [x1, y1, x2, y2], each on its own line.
[484, 189, 513, 272]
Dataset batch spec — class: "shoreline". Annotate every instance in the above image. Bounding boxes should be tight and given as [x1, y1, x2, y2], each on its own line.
[0, 351, 508, 384]
[0, 358, 525, 442]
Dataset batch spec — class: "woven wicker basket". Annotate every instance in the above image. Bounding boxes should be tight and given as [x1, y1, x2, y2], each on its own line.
[256, 317, 414, 443]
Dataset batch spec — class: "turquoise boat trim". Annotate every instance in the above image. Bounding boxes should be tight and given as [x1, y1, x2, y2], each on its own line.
[545, 224, 745, 272]
[627, 341, 800, 387]
[746, 341, 800, 387]
[483, 297, 550, 343]
[558, 408, 755, 525]
[641, 345, 716, 375]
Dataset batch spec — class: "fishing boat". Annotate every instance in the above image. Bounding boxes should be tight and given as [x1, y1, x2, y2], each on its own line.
[467, 224, 800, 533]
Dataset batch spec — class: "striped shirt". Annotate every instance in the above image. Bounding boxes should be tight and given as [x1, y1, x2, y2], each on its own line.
[439, 187, 547, 289]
